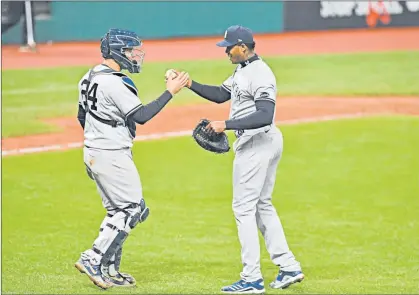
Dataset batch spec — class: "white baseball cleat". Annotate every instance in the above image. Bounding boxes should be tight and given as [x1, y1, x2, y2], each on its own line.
[270, 270, 304, 289]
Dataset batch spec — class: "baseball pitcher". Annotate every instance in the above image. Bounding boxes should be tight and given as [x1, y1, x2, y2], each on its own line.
[74, 28, 189, 289]
[182, 25, 305, 293]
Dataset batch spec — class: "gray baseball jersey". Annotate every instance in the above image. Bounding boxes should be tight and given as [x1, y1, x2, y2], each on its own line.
[221, 56, 302, 281]
[222, 57, 277, 139]
[78, 64, 142, 150]
[78, 64, 144, 211]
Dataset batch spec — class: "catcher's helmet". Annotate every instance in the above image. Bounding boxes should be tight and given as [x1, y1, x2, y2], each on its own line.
[100, 28, 145, 74]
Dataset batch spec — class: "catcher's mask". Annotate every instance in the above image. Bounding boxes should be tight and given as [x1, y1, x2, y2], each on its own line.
[100, 28, 145, 74]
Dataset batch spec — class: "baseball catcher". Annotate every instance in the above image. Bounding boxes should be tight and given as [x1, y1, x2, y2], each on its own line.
[74, 28, 189, 289]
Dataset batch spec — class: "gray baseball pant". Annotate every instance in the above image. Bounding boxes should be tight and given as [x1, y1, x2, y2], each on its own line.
[83, 147, 144, 270]
[232, 127, 301, 282]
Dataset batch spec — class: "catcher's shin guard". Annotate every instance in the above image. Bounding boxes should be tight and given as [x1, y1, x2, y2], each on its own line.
[93, 199, 149, 267]
[107, 245, 137, 286]
[100, 229, 128, 266]
[114, 247, 123, 271]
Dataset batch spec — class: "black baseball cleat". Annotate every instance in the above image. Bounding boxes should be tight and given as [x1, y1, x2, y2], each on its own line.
[119, 272, 136, 286]
[105, 272, 136, 287]
[101, 265, 136, 287]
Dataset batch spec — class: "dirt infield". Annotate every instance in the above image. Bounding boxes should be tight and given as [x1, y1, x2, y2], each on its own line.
[2, 28, 419, 156]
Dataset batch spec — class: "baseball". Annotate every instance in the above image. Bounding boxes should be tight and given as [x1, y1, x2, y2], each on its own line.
[165, 69, 178, 80]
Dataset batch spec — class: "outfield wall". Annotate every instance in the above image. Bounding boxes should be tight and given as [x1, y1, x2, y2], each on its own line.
[1, 1, 284, 44]
[2, 1, 419, 45]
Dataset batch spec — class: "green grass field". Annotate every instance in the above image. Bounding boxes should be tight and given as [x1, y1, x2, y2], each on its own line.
[2, 50, 419, 138]
[2, 116, 419, 294]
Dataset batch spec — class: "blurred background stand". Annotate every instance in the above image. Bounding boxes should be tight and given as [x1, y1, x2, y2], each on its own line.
[1, 0, 38, 52]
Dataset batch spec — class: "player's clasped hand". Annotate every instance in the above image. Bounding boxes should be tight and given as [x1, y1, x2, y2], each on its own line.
[205, 120, 226, 133]
[166, 71, 190, 95]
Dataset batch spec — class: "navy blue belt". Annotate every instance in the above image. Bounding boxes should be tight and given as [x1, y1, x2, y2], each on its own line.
[234, 127, 271, 139]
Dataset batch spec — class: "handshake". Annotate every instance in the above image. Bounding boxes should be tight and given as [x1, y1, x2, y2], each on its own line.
[164, 69, 191, 96]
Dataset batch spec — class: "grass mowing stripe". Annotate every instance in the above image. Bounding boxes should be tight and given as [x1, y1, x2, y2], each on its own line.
[2, 116, 418, 293]
[2, 51, 419, 138]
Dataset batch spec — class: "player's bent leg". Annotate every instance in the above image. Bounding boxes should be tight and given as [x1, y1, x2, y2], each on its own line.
[95, 211, 137, 286]
[75, 212, 116, 289]
[255, 131, 304, 289]
[256, 201, 301, 271]
[76, 199, 148, 288]
[256, 201, 304, 289]
[78, 210, 114, 263]
[256, 187, 301, 270]
[98, 199, 149, 264]
[87, 149, 145, 282]
[96, 199, 149, 287]
[256, 181, 301, 274]
[80, 149, 146, 288]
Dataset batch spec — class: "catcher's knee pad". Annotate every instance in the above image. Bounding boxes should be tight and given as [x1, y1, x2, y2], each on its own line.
[126, 198, 150, 228]
[132, 198, 149, 225]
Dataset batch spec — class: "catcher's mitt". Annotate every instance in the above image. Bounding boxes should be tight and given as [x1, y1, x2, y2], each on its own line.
[192, 119, 230, 154]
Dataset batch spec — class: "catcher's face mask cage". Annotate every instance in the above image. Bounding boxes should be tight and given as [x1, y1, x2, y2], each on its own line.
[101, 28, 145, 74]
[123, 46, 145, 73]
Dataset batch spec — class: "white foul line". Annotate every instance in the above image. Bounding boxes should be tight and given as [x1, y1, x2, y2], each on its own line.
[1, 113, 371, 157]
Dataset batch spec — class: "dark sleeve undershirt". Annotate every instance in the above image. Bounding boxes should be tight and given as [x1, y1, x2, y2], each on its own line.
[129, 90, 173, 125]
[77, 104, 86, 129]
[225, 100, 275, 130]
[189, 80, 230, 104]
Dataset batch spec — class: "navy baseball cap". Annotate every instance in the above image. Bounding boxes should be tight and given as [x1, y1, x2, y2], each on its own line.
[216, 25, 254, 47]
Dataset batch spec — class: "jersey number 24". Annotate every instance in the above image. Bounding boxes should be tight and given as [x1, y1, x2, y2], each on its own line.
[81, 79, 98, 111]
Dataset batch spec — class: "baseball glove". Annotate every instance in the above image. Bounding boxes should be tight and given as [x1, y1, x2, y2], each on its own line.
[192, 119, 230, 154]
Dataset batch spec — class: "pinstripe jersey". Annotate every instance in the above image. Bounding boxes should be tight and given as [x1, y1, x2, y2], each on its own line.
[222, 56, 277, 135]
[78, 64, 142, 150]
